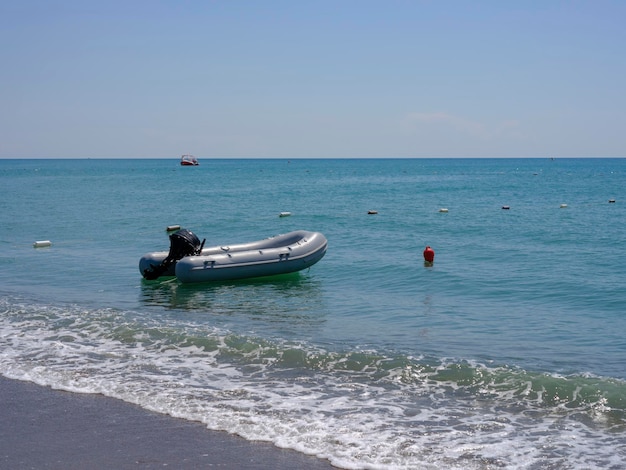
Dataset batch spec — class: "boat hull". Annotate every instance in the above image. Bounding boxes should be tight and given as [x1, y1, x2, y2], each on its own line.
[180, 154, 199, 165]
[139, 230, 327, 283]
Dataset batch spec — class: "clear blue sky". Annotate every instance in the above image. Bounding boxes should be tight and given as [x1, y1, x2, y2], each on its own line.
[1, 1, 625, 158]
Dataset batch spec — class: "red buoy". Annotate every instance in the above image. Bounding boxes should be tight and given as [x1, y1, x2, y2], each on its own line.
[423, 246, 435, 264]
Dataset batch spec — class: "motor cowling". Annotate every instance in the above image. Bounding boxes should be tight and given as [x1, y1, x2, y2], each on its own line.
[142, 229, 205, 280]
[168, 229, 203, 260]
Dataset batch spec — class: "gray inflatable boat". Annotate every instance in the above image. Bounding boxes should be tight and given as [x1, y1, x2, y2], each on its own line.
[140, 229, 327, 283]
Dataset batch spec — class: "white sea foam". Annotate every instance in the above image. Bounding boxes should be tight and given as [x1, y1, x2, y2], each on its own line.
[2, 298, 625, 469]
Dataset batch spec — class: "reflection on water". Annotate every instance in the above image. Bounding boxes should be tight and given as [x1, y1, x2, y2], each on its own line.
[138, 272, 327, 334]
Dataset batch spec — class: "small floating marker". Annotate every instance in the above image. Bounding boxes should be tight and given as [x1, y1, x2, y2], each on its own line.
[501, 206, 510, 210]
[166, 225, 181, 232]
[33, 240, 52, 248]
[279, 212, 292, 217]
[439, 208, 449, 213]
[560, 204, 568, 208]
[609, 199, 616, 203]
[367, 210, 378, 215]
[423, 245, 435, 266]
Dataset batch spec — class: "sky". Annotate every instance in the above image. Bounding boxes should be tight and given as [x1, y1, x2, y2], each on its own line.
[1, 0, 625, 158]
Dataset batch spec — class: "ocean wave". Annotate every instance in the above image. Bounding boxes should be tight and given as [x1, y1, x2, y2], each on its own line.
[2, 297, 626, 469]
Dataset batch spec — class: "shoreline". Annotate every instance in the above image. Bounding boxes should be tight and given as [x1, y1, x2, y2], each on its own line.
[0, 376, 335, 469]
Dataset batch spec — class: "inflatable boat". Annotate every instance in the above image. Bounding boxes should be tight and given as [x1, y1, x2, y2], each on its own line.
[140, 229, 327, 283]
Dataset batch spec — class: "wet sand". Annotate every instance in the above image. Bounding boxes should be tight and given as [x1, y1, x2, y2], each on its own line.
[0, 376, 335, 469]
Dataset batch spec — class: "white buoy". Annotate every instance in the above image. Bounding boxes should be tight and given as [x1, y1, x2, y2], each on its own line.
[279, 212, 292, 217]
[439, 208, 449, 213]
[33, 240, 52, 248]
[166, 225, 181, 232]
[560, 204, 568, 208]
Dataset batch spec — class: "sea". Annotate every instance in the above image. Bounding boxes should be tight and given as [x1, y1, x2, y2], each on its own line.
[1, 157, 625, 469]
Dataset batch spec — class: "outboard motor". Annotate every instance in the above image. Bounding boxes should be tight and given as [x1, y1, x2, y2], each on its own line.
[143, 229, 205, 280]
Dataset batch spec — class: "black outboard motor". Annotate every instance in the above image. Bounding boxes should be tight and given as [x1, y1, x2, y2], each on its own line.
[143, 229, 205, 280]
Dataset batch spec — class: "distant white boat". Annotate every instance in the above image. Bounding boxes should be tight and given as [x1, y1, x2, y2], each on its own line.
[180, 155, 199, 166]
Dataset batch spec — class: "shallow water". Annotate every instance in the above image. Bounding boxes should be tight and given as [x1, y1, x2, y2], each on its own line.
[1, 157, 625, 468]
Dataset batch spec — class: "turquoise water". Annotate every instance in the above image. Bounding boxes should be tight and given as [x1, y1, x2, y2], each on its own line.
[1, 158, 625, 469]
